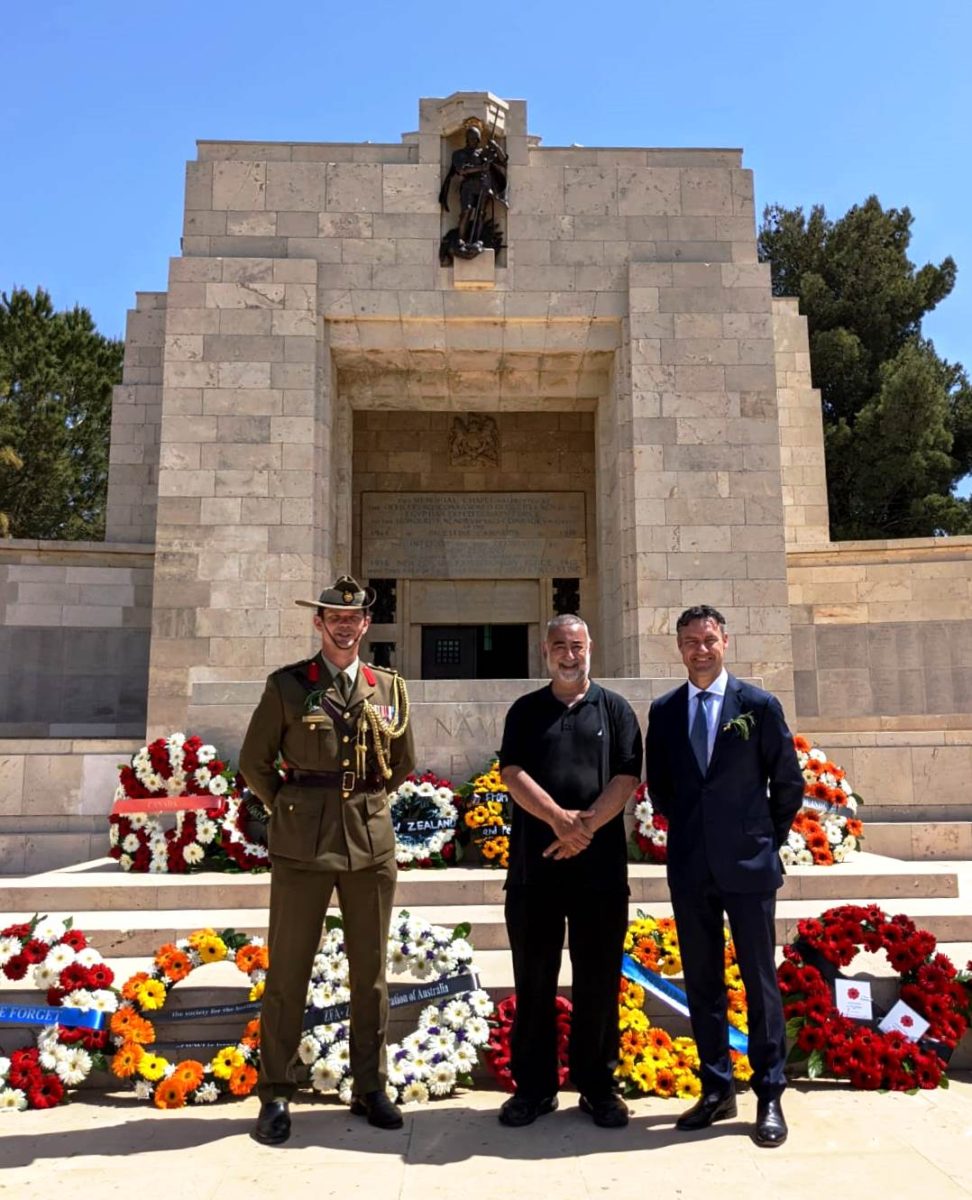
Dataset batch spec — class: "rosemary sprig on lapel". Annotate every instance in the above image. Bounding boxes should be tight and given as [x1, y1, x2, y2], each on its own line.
[723, 711, 756, 740]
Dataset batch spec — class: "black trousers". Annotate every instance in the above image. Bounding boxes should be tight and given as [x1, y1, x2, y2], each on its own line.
[504, 885, 628, 1101]
[670, 875, 786, 1101]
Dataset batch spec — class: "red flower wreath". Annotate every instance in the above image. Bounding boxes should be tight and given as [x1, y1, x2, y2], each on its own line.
[485, 993, 573, 1092]
[780, 904, 972, 1091]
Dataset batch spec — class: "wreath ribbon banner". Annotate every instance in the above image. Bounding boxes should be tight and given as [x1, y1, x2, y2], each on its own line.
[622, 954, 749, 1055]
[0, 1003, 107, 1030]
[111, 795, 221, 816]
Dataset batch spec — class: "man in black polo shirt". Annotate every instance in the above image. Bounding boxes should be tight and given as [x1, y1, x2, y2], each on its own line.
[498, 614, 642, 1129]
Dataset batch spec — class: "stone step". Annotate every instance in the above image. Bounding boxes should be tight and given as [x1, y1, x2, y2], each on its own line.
[863, 822, 972, 861]
[0, 852, 961, 912]
[5, 895, 972, 957]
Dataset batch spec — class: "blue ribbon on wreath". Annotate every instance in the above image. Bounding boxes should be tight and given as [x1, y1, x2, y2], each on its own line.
[0, 1002, 106, 1030]
[621, 954, 749, 1055]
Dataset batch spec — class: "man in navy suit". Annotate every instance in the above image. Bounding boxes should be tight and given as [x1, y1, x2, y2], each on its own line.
[646, 605, 804, 1147]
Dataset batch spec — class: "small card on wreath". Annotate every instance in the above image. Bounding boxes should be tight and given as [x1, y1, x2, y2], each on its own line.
[834, 978, 873, 1020]
[879, 999, 930, 1042]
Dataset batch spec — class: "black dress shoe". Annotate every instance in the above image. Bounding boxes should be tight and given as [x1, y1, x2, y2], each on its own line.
[754, 1096, 787, 1147]
[579, 1094, 629, 1128]
[252, 1098, 291, 1145]
[350, 1090, 404, 1130]
[675, 1091, 737, 1131]
[497, 1094, 559, 1127]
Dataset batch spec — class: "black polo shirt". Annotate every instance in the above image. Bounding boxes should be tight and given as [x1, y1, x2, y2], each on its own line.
[498, 681, 643, 891]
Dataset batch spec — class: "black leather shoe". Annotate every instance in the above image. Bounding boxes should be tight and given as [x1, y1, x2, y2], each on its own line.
[350, 1090, 404, 1130]
[252, 1098, 291, 1145]
[579, 1094, 629, 1128]
[754, 1096, 787, 1147]
[498, 1094, 559, 1127]
[675, 1091, 737, 1131]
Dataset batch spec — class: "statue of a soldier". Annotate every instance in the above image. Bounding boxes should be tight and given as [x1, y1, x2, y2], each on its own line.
[438, 122, 508, 264]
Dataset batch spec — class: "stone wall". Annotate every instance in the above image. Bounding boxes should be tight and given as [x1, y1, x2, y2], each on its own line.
[0, 542, 152, 737]
[789, 537, 972, 721]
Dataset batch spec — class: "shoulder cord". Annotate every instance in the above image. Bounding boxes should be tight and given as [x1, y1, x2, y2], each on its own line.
[357, 674, 411, 780]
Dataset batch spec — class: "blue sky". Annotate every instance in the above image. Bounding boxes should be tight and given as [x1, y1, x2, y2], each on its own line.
[4, 0, 970, 371]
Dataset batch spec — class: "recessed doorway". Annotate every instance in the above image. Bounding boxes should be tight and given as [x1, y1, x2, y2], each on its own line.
[421, 624, 528, 679]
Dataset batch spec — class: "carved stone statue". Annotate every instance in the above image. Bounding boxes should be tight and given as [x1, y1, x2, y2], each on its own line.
[449, 413, 500, 467]
[439, 121, 508, 266]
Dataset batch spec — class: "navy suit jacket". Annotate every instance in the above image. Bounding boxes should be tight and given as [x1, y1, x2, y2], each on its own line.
[646, 674, 804, 894]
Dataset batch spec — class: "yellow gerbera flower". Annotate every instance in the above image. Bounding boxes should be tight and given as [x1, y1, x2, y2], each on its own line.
[250, 979, 265, 1002]
[212, 1046, 244, 1080]
[136, 979, 167, 1011]
[138, 1053, 168, 1082]
[196, 935, 227, 963]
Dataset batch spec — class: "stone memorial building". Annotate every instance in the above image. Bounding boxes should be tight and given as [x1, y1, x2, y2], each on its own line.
[2, 91, 971, 870]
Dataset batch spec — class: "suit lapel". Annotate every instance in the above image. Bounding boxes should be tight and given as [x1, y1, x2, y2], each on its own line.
[347, 662, 376, 709]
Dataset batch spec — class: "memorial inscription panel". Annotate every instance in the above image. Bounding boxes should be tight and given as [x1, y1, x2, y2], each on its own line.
[362, 492, 587, 579]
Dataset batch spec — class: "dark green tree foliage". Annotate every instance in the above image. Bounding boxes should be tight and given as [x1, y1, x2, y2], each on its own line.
[0, 287, 123, 540]
[758, 197, 972, 539]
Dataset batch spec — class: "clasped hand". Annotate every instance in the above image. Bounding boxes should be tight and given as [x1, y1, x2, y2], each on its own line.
[543, 808, 597, 860]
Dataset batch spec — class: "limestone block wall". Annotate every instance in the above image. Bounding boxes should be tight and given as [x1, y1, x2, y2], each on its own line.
[146, 255, 327, 735]
[773, 298, 830, 547]
[105, 293, 165, 544]
[789, 537, 972, 722]
[0, 541, 152, 736]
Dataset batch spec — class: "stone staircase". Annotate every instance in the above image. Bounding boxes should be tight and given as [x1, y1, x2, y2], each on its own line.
[2, 852, 971, 1071]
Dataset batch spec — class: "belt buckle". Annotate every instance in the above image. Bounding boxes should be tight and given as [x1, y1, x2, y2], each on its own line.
[341, 770, 356, 793]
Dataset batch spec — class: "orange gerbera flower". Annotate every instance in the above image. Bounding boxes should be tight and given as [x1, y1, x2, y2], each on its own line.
[154, 942, 180, 966]
[173, 1060, 205, 1090]
[620, 1030, 644, 1057]
[647, 1027, 673, 1054]
[653, 1067, 677, 1098]
[110, 1005, 140, 1037]
[121, 972, 151, 1002]
[161, 950, 192, 982]
[229, 1063, 258, 1096]
[111, 1042, 143, 1078]
[153, 1079, 187, 1109]
[235, 944, 269, 973]
[241, 1018, 262, 1048]
[812, 846, 834, 866]
[655, 918, 677, 937]
[808, 781, 832, 803]
[846, 818, 863, 837]
[794, 735, 811, 753]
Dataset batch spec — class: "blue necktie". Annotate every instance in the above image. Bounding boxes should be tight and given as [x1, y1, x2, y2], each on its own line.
[691, 691, 710, 774]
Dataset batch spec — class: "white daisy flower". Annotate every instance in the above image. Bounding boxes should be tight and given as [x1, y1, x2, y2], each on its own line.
[429, 1031, 457, 1056]
[32, 917, 68, 944]
[795, 849, 813, 865]
[467, 991, 494, 1018]
[844, 835, 858, 852]
[195, 818, 218, 844]
[0, 937, 23, 967]
[73, 947, 100, 969]
[56, 1048, 93, 1086]
[0, 1056, 10, 1078]
[209, 776, 229, 796]
[298, 1035, 321, 1065]
[450, 938, 474, 963]
[387, 1059, 409, 1086]
[780, 847, 795, 866]
[194, 767, 213, 788]
[310, 1060, 342, 1091]
[406, 1051, 431, 1080]
[441, 999, 472, 1028]
[197, 745, 217, 765]
[133, 1079, 154, 1101]
[465, 1017, 491, 1046]
[109, 824, 120, 847]
[400, 1081, 429, 1105]
[410, 958, 434, 981]
[0, 1089, 28, 1112]
[88, 990, 117, 1013]
[451, 1043, 478, 1073]
[183, 843, 205, 865]
[66, 989, 94, 1012]
[337, 1076, 354, 1105]
[119, 853, 133, 871]
[387, 945, 410, 973]
[121, 833, 141, 854]
[193, 1081, 220, 1103]
[325, 1044, 351, 1074]
[144, 773, 166, 793]
[129, 813, 149, 830]
[833, 845, 847, 863]
[401, 1032, 425, 1055]
[429, 1062, 456, 1096]
[32, 963, 59, 990]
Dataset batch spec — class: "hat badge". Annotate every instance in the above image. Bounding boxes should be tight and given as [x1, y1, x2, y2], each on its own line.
[342, 590, 355, 604]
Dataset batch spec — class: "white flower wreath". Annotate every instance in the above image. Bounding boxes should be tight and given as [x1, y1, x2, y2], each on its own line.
[389, 776, 459, 868]
[298, 910, 493, 1105]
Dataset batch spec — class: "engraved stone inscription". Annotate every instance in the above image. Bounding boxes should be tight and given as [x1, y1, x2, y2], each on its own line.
[362, 492, 587, 579]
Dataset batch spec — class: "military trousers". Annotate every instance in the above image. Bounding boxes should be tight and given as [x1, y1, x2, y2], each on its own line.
[257, 855, 397, 1102]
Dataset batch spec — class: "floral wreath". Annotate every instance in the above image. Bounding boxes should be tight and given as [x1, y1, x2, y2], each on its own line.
[780, 904, 972, 1091]
[299, 910, 494, 1106]
[109, 733, 259, 874]
[627, 783, 668, 863]
[218, 792, 270, 872]
[110, 928, 266, 1106]
[0, 915, 117, 1111]
[783, 737, 864, 866]
[456, 759, 511, 868]
[485, 993, 572, 1092]
[618, 912, 752, 1098]
[390, 772, 460, 868]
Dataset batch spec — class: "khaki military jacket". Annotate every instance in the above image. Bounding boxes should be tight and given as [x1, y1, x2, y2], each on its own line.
[239, 652, 415, 871]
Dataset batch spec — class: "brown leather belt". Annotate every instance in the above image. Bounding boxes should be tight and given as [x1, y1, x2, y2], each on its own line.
[286, 768, 384, 792]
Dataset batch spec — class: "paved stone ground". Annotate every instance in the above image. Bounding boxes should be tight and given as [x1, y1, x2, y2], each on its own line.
[2, 1078, 970, 1199]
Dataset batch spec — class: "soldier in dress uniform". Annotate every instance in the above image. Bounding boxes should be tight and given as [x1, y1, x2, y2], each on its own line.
[240, 575, 415, 1143]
